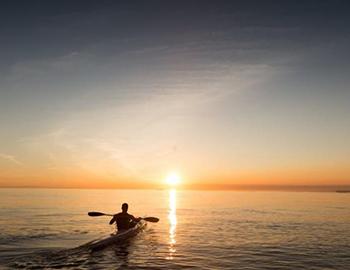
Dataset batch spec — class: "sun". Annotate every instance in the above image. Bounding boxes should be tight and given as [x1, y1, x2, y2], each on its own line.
[165, 172, 181, 186]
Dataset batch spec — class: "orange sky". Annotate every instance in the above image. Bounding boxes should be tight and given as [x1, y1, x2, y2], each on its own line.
[0, 160, 349, 189]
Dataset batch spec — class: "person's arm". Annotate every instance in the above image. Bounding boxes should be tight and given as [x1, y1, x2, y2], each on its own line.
[109, 215, 117, 225]
[130, 214, 141, 222]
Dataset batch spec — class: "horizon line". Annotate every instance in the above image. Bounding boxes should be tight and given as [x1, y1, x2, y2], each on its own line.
[1, 184, 349, 192]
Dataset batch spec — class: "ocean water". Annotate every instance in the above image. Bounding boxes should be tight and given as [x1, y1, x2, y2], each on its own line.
[0, 189, 349, 269]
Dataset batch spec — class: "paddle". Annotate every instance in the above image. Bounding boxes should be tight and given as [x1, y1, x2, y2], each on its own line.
[88, 211, 159, 223]
[88, 211, 113, 217]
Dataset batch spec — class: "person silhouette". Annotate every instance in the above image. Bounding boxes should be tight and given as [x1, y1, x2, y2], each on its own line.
[109, 203, 141, 231]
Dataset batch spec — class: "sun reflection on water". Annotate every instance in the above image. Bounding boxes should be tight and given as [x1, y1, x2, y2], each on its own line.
[167, 189, 177, 260]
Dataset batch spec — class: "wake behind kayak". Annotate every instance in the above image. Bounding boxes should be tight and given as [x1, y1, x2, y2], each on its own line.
[81, 220, 147, 252]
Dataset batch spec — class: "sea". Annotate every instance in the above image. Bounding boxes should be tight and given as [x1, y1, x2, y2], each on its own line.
[0, 188, 349, 269]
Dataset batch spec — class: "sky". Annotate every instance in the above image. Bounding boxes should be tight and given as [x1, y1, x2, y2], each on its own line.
[0, 0, 349, 189]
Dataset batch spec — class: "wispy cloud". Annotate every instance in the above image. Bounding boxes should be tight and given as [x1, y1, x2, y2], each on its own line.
[0, 153, 23, 166]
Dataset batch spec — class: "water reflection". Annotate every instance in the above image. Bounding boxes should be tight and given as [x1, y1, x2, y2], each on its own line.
[167, 189, 177, 260]
[113, 242, 130, 267]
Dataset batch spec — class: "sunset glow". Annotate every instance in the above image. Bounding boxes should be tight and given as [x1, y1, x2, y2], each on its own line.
[165, 173, 181, 187]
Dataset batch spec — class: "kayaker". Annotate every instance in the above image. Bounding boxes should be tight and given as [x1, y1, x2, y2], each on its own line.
[109, 203, 141, 231]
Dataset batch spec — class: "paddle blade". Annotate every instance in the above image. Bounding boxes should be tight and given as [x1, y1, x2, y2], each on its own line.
[143, 217, 159, 223]
[88, 211, 107, 217]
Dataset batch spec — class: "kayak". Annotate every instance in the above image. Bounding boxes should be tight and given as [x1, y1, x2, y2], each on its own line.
[86, 220, 147, 251]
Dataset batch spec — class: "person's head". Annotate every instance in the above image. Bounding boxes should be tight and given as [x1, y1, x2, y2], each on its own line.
[121, 203, 128, 213]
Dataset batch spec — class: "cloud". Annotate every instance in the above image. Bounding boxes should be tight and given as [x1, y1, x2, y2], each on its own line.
[0, 153, 23, 166]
